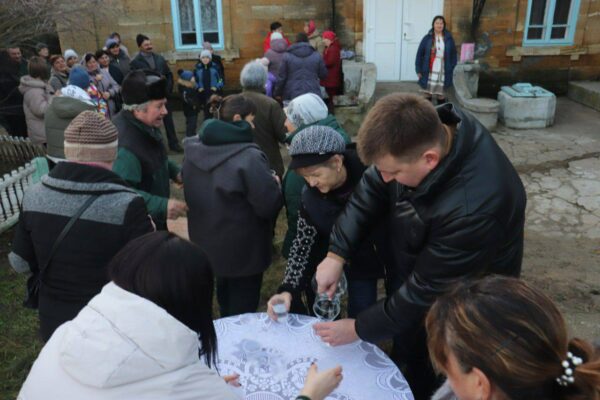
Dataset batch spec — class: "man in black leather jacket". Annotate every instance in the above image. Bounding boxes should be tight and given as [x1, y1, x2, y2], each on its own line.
[313, 93, 526, 399]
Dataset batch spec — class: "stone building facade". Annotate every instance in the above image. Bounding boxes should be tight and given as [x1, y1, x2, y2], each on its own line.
[58, 0, 599, 95]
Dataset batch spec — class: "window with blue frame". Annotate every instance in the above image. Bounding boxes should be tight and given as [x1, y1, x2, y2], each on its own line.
[171, 0, 224, 50]
[523, 0, 581, 46]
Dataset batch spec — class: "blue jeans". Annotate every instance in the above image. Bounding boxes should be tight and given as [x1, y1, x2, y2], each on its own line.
[347, 278, 378, 318]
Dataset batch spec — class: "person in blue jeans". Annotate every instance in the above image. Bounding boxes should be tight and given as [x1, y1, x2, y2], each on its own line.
[194, 50, 223, 120]
[267, 125, 390, 320]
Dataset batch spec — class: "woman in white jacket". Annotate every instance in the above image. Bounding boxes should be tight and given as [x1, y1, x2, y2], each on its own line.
[18, 232, 342, 400]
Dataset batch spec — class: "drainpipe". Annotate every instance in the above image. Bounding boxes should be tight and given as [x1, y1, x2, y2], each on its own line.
[331, 0, 336, 31]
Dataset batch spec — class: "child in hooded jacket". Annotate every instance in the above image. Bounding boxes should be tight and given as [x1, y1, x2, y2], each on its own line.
[194, 50, 223, 120]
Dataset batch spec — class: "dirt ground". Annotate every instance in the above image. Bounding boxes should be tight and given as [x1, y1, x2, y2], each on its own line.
[521, 232, 600, 340]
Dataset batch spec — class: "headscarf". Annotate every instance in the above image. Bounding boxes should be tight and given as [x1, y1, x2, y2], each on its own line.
[284, 93, 328, 129]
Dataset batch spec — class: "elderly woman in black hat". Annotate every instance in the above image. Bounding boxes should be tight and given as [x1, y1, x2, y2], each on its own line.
[267, 125, 390, 321]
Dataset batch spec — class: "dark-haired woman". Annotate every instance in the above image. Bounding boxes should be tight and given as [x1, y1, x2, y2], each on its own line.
[427, 276, 600, 400]
[84, 53, 120, 117]
[415, 15, 457, 104]
[18, 232, 342, 400]
[19, 56, 52, 144]
[183, 94, 283, 317]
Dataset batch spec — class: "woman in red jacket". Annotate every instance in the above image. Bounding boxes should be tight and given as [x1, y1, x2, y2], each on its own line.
[320, 31, 342, 113]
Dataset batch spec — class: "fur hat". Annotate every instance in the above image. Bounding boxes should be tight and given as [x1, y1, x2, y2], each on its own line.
[64, 111, 118, 163]
[199, 50, 212, 60]
[121, 70, 167, 106]
[288, 125, 346, 169]
[136, 34, 149, 48]
[68, 66, 90, 90]
[64, 49, 78, 61]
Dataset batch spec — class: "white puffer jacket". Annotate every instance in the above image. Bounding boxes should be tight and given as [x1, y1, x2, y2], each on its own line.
[18, 282, 237, 400]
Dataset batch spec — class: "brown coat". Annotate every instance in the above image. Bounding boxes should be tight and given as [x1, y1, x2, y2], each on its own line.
[242, 90, 287, 177]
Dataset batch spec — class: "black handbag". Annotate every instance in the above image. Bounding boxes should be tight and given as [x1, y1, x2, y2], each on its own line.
[23, 194, 99, 309]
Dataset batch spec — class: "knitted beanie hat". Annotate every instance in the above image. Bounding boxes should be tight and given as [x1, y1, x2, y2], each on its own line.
[270, 32, 284, 42]
[105, 38, 119, 49]
[64, 49, 78, 60]
[68, 66, 91, 90]
[200, 49, 212, 60]
[288, 125, 346, 169]
[323, 31, 336, 41]
[64, 111, 118, 163]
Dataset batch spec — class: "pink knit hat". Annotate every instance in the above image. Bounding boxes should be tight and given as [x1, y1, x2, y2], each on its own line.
[323, 31, 336, 41]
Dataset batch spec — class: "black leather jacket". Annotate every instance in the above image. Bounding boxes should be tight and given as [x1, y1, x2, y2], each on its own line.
[329, 104, 526, 343]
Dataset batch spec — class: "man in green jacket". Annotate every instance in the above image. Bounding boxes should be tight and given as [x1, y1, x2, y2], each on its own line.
[112, 70, 187, 230]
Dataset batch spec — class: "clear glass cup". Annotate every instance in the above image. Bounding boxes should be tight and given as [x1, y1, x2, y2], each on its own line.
[272, 299, 288, 321]
[312, 294, 341, 321]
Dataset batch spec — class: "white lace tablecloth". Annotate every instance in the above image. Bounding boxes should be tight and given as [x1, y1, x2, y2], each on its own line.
[214, 313, 413, 400]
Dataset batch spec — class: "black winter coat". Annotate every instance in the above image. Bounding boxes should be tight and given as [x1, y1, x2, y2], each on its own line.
[130, 52, 174, 93]
[279, 147, 389, 298]
[274, 42, 327, 101]
[9, 163, 154, 340]
[328, 104, 526, 344]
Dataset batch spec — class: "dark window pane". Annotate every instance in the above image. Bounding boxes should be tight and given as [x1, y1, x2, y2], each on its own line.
[203, 32, 219, 43]
[553, 0, 572, 24]
[527, 27, 544, 39]
[551, 26, 567, 39]
[529, 0, 547, 25]
[182, 32, 198, 45]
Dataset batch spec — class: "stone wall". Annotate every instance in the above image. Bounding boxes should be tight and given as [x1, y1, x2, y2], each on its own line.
[57, 0, 362, 92]
[444, 0, 600, 96]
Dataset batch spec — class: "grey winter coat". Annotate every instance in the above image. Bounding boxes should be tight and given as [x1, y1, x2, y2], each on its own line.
[183, 119, 283, 278]
[265, 38, 288, 76]
[19, 76, 52, 144]
[275, 42, 328, 101]
[49, 69, 68, 93]
[88, 69, 120, 117]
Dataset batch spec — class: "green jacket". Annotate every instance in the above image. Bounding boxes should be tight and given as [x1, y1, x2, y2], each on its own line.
[112, 111, 181, 228]
[282, 115, 351, 257]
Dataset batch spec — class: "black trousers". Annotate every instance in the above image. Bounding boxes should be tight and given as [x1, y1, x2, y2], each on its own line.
[386, 272, 442, 400]
[216, 273, 263, 318]
[1, 114, 27, 137]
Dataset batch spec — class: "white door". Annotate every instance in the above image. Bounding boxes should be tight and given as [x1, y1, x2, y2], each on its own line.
[365, 0, 403, 81]
[365, 0, 444, 81]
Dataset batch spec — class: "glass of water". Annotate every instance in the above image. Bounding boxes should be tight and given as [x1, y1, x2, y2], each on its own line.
[312, 294, 341, 321]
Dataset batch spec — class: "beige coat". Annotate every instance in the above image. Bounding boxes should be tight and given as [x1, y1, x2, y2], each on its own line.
[19, 76, 52, 144]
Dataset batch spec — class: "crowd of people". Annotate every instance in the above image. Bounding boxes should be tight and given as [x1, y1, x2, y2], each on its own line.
[2, 16, 599, 400]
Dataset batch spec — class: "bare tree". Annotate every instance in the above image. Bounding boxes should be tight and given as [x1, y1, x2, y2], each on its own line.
[0, 0, 122, 49]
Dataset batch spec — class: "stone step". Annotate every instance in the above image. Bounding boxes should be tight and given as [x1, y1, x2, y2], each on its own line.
[568, 81, 600, 112]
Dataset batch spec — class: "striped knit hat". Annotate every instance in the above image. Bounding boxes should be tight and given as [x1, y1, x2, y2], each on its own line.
[64, 111, 118, 162]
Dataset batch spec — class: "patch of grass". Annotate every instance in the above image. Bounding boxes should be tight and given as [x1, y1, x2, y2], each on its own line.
[0, 231, 43, 399]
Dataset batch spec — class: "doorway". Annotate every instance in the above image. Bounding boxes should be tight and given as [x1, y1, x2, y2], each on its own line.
[364, 0, 444, 81]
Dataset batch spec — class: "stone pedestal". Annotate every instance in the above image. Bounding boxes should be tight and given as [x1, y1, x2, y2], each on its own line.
[498, 91, 556, 129]
[453, 63, 500, 131]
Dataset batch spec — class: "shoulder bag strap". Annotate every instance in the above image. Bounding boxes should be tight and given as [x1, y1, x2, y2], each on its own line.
[37, 194, 100, 284]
